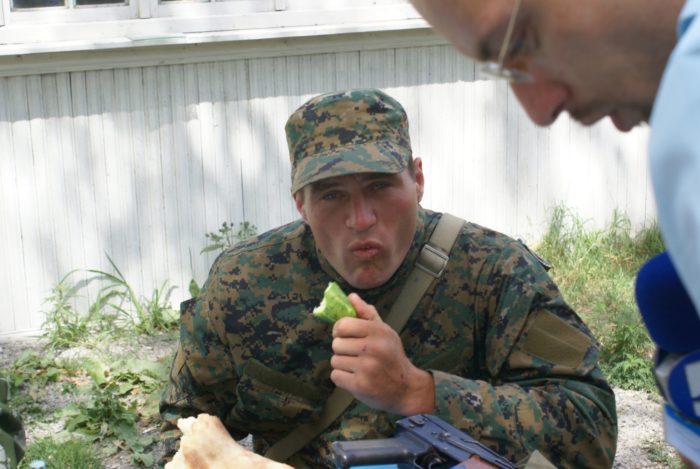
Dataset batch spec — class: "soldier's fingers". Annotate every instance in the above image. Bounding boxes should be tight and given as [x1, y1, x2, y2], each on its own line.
[330, 368, 355, 391]
[348, 293, 382, 322]
[330, 353, 356, 372]
[332, 336, 366, 356]
[333, 316, 371, 338]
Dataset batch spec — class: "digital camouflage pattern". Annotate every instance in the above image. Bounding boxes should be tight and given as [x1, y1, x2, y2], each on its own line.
[286, 89, 411, 193]
[160, 209, 617, 469]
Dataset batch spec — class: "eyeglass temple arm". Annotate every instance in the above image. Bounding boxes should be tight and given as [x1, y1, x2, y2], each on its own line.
[497, 0, 522, 66]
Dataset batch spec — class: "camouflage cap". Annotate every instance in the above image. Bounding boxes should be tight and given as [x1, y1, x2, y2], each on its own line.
[286, 89, 412, 193]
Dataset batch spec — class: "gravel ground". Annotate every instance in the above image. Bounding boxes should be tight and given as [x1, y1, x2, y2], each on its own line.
[0, 334, 677, 468]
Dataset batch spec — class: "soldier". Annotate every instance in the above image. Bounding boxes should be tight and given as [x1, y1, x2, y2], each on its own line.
[160, 89, 617, 468]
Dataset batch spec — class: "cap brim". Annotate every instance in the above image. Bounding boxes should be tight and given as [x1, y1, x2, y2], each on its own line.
[291, 138, 409, 193]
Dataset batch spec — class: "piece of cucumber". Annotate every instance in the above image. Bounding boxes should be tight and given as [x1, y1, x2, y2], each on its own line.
[312, 281, 356, 323]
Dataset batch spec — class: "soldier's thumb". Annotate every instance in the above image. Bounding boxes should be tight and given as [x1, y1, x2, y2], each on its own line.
[347, 293, 382, 322]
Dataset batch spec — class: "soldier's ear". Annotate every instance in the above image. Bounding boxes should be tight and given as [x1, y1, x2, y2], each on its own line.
[294, 191, 308, 222]
[414, 157, 425, 202]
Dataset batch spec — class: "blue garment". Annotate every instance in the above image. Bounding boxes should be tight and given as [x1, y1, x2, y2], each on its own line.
[649, 0, 700, 319]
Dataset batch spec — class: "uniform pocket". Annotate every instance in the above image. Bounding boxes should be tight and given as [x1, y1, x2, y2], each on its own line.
[233, 359, 326, 426]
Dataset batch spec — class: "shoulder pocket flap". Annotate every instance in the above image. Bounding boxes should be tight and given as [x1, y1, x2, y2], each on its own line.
[520, 310, 591, 368]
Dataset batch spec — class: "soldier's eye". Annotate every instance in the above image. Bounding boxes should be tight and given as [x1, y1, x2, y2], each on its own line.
[370, 181, 390, 191]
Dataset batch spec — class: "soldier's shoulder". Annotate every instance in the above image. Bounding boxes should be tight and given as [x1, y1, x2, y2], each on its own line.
[216, 220, 308, 261]
[456, 221, 551, 272]
[458, 221, 520, 251]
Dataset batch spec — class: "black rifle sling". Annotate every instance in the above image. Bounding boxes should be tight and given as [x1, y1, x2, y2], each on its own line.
[264, 213, 465, 463]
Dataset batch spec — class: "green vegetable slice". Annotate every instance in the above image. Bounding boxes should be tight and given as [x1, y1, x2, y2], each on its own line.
[313, 282, 356, 323]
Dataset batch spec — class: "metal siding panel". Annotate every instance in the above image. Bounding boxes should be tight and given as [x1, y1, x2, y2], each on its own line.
[0, 77, 24, 333]
[334, 52, 360, 90]
[25, 75, 54, 331]
[247, 57, 287, 232]
[8, 76, 38, 333]
[123, 67, 149, 293]
[191, 61, 235, 279]
[55, 73, 83, 275]
[359, 49, 395, 89]
[69, 71, 103, 285]
[139, 66, 170, 296]
[197, 62, 216, 239]
[39, 75, 65, 283]
[84, 70, 112, 274]
[221, 59, 249, 230]
[163, 64, 186, 290]
[181, 63, 206, 292]
[111, 68, 142, 292]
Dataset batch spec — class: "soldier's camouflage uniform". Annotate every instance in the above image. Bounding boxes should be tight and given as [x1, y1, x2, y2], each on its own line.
[160, 208, 617, 468]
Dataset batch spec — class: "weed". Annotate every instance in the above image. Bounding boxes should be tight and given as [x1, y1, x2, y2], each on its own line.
[598, 306, 656, 391]
[49, 352, 168, 465]
[536, 206, 663, 392]
[201, 220, 257, 254]
[62, 381, 157, 466]
[87, 254, 178, 336]
[643, 437, 685, 468]
[40, 271, 101, 348]
[189, 220, 258, 297]
[1, 349, 68, 417]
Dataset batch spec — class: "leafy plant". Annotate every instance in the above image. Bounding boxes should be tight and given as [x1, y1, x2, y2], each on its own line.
[62, 381, 156, 466]
[55, 354, 169, 466]
[201, 220, 257, 254]
[7, 349, 61, 389]
[1, 349, 66, 417]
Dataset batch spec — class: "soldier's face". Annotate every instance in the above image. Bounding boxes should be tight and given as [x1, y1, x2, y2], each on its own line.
[295, 159, 425, 290]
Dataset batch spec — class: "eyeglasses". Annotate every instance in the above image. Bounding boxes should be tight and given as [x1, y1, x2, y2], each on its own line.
[480, 0, 532, 82]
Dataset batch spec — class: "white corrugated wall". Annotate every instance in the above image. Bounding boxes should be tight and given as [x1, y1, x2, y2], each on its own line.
[0, 39, 653, 335]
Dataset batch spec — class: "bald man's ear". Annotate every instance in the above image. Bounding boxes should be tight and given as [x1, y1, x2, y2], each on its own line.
[294, 191, 308, 222]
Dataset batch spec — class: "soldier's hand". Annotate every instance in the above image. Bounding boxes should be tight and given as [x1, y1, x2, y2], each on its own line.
[330, 293, 435, 415]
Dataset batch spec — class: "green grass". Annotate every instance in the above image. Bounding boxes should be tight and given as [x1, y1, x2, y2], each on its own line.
[643, 437, 685, 468]
[19, 437, 102, 469]
[536, 206, 664, 392]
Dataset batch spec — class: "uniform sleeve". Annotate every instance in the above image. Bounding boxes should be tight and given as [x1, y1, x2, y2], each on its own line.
[431, 245, 617, 468]
[159, 278, 243, 461]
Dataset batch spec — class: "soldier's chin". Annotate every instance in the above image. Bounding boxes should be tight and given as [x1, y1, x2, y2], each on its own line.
[347, 269, 392, 290]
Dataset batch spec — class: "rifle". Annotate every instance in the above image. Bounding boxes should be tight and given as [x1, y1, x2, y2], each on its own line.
[332, 414, 518, 469]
